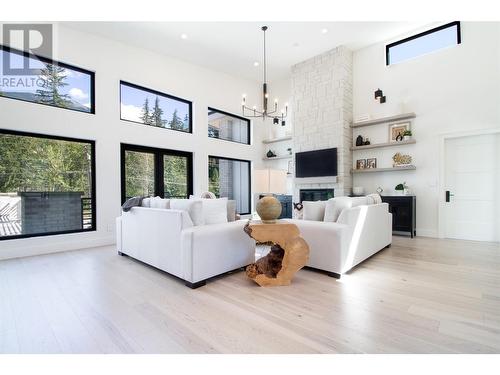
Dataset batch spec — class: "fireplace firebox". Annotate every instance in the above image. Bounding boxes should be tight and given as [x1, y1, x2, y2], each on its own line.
[299, 189, 334, 202]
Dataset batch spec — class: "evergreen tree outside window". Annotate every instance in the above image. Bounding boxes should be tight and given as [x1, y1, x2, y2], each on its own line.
[0, 45, 95, 113]
[0, 130, 96, 240]
[120, 81, 192, 133]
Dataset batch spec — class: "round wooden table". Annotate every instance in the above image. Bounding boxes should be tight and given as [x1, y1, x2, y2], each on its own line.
[244, 220, 310, 286]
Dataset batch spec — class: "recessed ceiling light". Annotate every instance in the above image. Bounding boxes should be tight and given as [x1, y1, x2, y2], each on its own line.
[180, 33, 188, 40]
[321, 28, 328, 34]
[253, 61, 259, 67]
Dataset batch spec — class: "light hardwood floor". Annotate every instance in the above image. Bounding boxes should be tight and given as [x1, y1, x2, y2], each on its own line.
[1, 236, 499, 353]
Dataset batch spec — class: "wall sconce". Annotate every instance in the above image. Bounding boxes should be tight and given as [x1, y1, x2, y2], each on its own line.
[374, 88, 386, 103]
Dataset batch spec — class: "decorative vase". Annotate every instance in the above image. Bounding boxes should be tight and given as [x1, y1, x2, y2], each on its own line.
[256, 196, 282, 224]
[355, 135, 363, 146]
[266, 150, 276, 158]
[364, 138, 371, 145]
[352, 187, 364, 196]
[403, 135, 411, 141]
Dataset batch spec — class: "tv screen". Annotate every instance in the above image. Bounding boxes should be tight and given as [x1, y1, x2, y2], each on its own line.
[295, 148, 337, 178]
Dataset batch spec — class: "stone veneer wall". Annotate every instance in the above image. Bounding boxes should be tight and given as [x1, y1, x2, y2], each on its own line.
[291, 46, 353, 200]
[20, 192, 83, 235]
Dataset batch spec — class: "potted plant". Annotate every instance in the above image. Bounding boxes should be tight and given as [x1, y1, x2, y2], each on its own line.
[403, 130, 412, 141]
[395, 182, 409, 195]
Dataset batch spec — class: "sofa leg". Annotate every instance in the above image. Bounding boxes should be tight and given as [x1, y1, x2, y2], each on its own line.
[327, 271, 341, 279]
[118, 251, 126, 256]
[185, 280, 206, 289]
[385, 243, 392, 248]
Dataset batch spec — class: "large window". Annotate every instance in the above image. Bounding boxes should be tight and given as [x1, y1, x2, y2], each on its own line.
[120, 81, 192, 133]
[0, 45, 95, 113]
[386, 22, 461, 65]
[208, 107, 250, 144]
[208, 156, 251, 215]
[0, 130, 95, 240]
[121, 144, 193, 203]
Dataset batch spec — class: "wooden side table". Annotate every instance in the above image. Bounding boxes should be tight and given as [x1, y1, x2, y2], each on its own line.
[244, 220, 310, 286]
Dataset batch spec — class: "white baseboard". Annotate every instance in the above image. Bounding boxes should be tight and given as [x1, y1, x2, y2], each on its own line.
[414, 228, 438, 238]
[0, 232, 116, 260]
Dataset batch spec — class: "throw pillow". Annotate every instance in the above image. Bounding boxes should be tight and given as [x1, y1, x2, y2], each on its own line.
[366, 193, 382, 204]
[150, 196, 170, 209]
[189, 197, 228, 225]
[170, 199, 204, 226]
[227, 200, 237, 222]
[302, 201, 326, 221]
[350, 196, 369, 207]
[141, 197, 151, 207]
[324, 197, 353, 222]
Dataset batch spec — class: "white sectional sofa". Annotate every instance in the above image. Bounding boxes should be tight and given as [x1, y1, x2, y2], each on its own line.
[287, 195, 392, 278]
[116, 198, 255, 288]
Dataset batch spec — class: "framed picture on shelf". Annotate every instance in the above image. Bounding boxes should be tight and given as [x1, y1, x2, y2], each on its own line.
[389, 122, 411, 142]
[356, 159, 366, 169]
[366, 158, 377, 169]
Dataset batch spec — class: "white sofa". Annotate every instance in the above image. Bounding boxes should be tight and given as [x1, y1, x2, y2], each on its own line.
[287, 198, 392, 278]
[116, 207, 255, 288]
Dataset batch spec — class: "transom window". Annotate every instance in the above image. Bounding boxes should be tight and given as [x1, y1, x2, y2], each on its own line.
[120, 81, 192, 133]
[0, 45, 95, 113]
[386, 22, 461, 65]
[208, 107, 250, 145]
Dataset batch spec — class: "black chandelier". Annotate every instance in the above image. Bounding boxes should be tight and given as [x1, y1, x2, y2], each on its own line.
[241, 26, 288, 120]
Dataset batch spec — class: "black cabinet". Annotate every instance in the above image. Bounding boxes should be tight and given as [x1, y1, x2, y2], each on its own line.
[381, 195, 416, 238]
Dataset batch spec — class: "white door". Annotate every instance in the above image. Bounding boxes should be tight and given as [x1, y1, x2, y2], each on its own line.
[444, 133, 500, 242]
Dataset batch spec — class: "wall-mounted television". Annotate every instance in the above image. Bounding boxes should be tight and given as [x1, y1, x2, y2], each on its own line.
[295, 148, 337, 178]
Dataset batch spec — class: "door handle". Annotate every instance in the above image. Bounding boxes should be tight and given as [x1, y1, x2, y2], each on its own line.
[445, 191, 455, 202]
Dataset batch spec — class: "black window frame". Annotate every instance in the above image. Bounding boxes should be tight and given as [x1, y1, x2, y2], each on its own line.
[0, 128, 97, 241]
[386, 21, 461, 66]
[208, 155, 251, 215]
[0, 44, 96, 114]
[120, 143, 193, 204]
[119, 80, 193, 134]
[207, 107, 251, 145]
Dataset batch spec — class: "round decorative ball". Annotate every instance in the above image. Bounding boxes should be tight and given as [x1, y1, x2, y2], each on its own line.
[256, 196, 282, 224]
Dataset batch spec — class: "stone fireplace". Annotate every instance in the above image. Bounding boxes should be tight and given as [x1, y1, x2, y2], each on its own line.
[291, 46, 353, 201]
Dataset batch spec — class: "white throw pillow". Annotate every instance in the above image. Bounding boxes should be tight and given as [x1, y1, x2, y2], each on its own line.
[227, 200, 236, 222]
[350, 196, 369, 207]
[150, 196, 170, 209]
[189, 197, 228, 225]
[366, 193, 382, 204]
[141, 197, 151, 207]
[170, 199, 204, 226]
[323, 197, 353, 222]
[302, 201, 326, 221]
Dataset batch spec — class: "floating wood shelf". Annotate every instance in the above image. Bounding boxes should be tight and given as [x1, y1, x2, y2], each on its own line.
[351, 165, 416, 174]
[262, 135, 292, 144]
[262, 155, 292, 161]
[350, 139, 416, 151]
[351, 112, 416, 128]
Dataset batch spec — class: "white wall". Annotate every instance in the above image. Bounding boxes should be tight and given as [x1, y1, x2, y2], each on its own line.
[0, 23, 264, 259]
[352, 22, 500, 237]
[257, 77, 294, 195]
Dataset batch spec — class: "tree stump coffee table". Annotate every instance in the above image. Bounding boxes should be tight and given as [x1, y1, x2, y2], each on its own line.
[244, 220, 310, 286]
